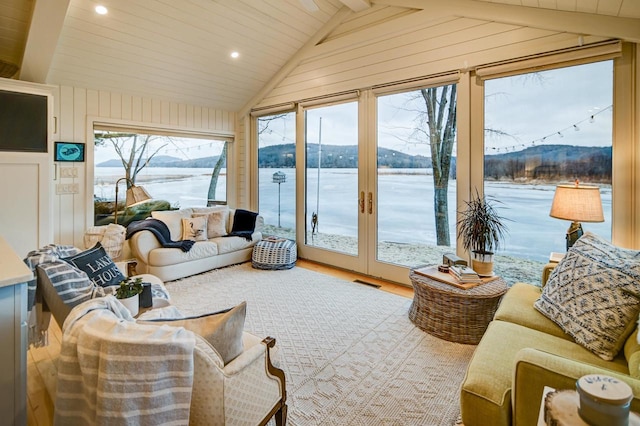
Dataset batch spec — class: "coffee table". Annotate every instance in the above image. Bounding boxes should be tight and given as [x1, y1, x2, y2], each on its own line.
[408, 267, 508, 344]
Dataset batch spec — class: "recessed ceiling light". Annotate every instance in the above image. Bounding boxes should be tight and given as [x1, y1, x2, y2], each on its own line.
[95, 5, 108, 15]
[230, 51, 240, 59]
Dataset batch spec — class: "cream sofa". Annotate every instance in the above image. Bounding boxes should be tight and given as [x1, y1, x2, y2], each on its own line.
[129, 207, 264, 281]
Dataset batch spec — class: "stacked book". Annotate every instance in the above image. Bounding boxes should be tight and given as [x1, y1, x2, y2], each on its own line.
[449, 265, 482, 284]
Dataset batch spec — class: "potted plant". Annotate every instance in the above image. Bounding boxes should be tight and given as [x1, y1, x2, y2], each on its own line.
[115, 277, 144, 316]
[457, 190, 509, 276]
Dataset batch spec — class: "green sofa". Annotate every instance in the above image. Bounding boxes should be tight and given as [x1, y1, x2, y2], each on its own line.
[460, 268, 640, 425]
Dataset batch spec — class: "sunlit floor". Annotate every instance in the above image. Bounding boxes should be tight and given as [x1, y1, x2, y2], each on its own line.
[26, 259, 413, 425]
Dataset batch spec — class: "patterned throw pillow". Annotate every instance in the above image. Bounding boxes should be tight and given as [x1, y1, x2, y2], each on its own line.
[139, 302, 246, 364]
[181, 216, 208, 241]
[151, 208, 194, 241]
[193, 210, 227, 238]
[534, 232, 640, 360]
[64, 242, 126, 287]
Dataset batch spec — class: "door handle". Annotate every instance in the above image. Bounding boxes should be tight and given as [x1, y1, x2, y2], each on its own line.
[368, 192, 373, 214]
[359, 191, 365, 213]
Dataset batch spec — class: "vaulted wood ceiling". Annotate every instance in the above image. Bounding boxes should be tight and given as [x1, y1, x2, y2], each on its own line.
[1, 0, 639, 111]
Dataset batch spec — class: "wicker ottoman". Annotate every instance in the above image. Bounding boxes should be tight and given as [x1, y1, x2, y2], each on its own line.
[408, 267, 508, 344]
[252, 239, 297, 270]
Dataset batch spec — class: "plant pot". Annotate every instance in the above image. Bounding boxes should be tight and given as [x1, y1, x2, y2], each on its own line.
[471, 251, 494, 276]
[117, 294, 139, 317]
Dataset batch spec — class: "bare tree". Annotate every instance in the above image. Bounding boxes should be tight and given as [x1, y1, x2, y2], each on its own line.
[258, 113, 289, 135]
[206, 112, 289, 204]
[94, 132, 167, 188]
[207, 142, 227, 203]
[421, 85, 457, 246]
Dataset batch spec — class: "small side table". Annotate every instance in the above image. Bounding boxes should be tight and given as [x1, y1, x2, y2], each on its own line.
[408, 267, 508, 344]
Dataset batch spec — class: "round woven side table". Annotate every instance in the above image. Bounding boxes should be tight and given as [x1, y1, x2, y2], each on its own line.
[408, 267, 508, 344]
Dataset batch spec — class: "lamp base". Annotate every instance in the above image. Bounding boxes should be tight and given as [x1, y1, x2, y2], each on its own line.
[566, 221, 583, 250]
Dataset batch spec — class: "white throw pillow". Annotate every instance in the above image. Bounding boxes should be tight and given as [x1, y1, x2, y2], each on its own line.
[181, 216, 208, 241]
[192, 206, 227, 215]
[193, 211, 227, 238]
[151, 208, 193, 241]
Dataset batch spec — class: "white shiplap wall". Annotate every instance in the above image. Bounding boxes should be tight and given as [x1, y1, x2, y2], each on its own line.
[256, 9, 607, 107]
[54, 85, 236, 248]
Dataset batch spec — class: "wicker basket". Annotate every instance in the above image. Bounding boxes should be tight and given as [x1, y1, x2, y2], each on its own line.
[408, 268, 508, 344]
[252, 239, 297, 270]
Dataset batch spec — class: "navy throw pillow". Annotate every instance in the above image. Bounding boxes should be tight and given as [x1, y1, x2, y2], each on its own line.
[64, 242, 125, 287]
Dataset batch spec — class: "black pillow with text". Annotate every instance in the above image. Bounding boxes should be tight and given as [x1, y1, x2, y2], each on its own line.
[64, 242, 125, 287]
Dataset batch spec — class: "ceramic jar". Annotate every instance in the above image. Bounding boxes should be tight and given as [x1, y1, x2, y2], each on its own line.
[576, 374, 633, 426]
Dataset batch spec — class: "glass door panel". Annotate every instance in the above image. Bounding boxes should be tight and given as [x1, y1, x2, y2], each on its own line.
[483, 61, 612, 284]
[375, 85, 458, 267]
[257, 112, 296, 239]
[304, 102, 359, 256]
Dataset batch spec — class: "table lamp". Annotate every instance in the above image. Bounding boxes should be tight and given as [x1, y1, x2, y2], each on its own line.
[114, 177, 152, 224]
[549, 181, 604, 250]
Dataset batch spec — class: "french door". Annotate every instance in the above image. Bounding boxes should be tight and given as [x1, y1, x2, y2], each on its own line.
[296, 83, 458, 284]
[297, 100, 366, 272]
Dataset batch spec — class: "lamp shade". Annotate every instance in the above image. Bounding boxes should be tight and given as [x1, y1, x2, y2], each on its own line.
[549, 184, 604, 223]
[125, 184, 152, 208]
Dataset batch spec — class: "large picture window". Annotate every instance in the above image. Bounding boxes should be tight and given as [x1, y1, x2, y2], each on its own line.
[93, 128, 229, 226]
[483, 60, 613, 282]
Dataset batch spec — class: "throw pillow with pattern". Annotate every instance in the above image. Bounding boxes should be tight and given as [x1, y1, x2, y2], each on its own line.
[193, 210, 227, 238]
[181, 216, 208, 241]
[534, 232, 640, 360]
[64, 242, 126, 288]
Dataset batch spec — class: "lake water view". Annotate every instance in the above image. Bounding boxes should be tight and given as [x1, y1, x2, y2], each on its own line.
[95, 167, 612, 265]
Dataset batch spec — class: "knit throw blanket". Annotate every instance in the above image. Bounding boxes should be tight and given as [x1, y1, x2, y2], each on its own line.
[225, 209, 258, 241]
[24, 244, 87, 347]
[126, 218, 195, 252]
[55, 296, 196, 426]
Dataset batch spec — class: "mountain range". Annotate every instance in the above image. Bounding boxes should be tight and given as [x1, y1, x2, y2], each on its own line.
[97, 143, 611, 172]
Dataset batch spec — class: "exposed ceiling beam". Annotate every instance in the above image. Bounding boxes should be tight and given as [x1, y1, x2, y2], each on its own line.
[19, 0, 71, 83]
[339, 0, 372, 12]
[239, 6, 353, 116]
[374, 0, 640, 42]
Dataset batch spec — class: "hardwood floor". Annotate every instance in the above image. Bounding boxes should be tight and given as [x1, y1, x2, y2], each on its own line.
[26, 260, 414, 425]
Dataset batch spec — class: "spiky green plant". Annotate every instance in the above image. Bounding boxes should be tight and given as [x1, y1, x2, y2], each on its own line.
[457, 189, 510, 255]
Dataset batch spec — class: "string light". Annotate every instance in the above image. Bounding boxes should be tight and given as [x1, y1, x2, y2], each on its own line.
[485, 104, 611, 153]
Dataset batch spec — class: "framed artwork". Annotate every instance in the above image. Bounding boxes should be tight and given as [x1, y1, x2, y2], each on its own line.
[54, 142, 85, 162]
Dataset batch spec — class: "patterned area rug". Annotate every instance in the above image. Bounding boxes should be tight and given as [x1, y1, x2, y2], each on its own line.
[165, 263, 475, 425]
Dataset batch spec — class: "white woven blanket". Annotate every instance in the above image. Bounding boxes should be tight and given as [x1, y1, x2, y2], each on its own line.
[54, 296, 196, 426]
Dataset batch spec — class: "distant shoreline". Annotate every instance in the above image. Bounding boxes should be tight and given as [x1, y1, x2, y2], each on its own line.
[94, 166, 611, 188]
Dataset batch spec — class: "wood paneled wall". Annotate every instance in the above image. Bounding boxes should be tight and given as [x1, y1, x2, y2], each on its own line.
[255, 8, 607, 108]
[54, 86, 236, 248]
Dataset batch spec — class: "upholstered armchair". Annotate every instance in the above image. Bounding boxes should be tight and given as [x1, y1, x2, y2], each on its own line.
[35, 253, 287, 426]
[190, 333, 287, 426]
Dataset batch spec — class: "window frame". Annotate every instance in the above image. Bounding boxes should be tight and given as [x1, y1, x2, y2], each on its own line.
[86, 117, 234, 228]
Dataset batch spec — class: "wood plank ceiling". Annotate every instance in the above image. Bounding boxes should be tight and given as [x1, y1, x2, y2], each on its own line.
[1, 0, 639, 111]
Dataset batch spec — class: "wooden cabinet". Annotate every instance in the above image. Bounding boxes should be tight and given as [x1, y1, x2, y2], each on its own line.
[0, 79, 54, 258]
[0, 236, 32, 426]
